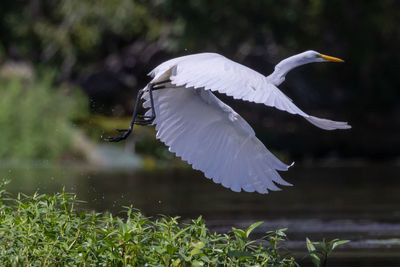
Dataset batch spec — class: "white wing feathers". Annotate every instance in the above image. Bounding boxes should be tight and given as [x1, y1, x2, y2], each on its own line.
[142, 86, 293, 194]
[305, 116, 351, 130]
[149, 53, 351, 130]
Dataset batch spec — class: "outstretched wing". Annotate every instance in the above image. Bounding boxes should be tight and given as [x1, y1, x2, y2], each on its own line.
[149, 53, 350, 130]
[142, 85, 293, 194]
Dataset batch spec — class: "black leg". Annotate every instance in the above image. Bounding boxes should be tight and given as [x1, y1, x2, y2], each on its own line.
[105, 80, 170, 142]
[136, 80, 169, 119]
[105, 87, 145, 142]
[134, 83, 156, 125]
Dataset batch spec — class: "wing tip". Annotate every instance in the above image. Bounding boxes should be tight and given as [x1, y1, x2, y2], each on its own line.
[306, 116, 352, 130]
[343, 123, 352, 130]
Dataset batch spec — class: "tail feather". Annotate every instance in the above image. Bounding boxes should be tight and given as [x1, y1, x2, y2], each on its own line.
[305, 115, 351, 130]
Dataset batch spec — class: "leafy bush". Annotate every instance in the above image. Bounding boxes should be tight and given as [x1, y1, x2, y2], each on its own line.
[0, 75, 87, 160]
[0, 182, 296, 266]
[0, 180, 350, 266]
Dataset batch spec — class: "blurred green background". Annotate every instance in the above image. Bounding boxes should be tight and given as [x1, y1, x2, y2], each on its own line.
[1, 0, 399, 164]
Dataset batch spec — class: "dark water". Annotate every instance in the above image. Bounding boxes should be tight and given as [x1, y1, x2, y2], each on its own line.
[1, 161, 400, 266]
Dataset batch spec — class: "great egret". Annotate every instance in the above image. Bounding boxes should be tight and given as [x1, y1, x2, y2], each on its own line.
[107, 50, 350, 194]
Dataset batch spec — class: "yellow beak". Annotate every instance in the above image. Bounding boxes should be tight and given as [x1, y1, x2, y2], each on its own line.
[317, 54, 344, 63]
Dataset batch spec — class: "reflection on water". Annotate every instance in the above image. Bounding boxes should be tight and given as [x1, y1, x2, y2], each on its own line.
[1, 162, 399, 266]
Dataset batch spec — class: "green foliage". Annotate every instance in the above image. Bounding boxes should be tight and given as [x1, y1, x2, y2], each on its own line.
[1, 0, 164, 77]
[0, 75, 87, 160]
[306, 237, 350, 267]
[0, 181, 298, 266]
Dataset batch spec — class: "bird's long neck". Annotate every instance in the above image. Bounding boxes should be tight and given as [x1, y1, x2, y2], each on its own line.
[267, 52, 314, 86]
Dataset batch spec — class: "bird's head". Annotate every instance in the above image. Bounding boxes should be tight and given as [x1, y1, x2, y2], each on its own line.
[302, 50, 344, 63]
[269, 50, 345, 86]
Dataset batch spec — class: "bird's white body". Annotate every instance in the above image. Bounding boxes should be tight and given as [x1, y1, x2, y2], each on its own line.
[140, 51, 350, 194]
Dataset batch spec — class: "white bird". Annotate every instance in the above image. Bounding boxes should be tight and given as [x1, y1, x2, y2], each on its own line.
[107, 50, 350, 194]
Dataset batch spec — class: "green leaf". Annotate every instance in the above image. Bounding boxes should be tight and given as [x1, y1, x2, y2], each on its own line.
[191, 248, 203, 256]
[306, 238, 316, 252]
[191, 241, 205, 249]
[276, 228, 288, 237]
[232, 229, 246, 239]
[166, 244, 177, 256]
[331, 240, 350, 251]
[310, 255, 321, 267]
[172, 226, 190, 241]
[172, 258, 181, 266]
[192, 260, 204, 267]
[306, 238, 321, 267]
[245, 221, 263, 238]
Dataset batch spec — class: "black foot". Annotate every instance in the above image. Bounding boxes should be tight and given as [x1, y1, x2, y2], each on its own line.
[105, 81, 162, 143]
[105, 129, 132, 142]
[115, 128, 130, 132]
[134, 116, 155, 125]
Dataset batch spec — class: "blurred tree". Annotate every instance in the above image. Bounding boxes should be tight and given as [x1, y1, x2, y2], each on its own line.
[0, 74, 88, 160]
[1, 0, 164, 77]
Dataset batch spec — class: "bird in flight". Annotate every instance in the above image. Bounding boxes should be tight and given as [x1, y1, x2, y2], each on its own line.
[107, 50, 350, 194]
